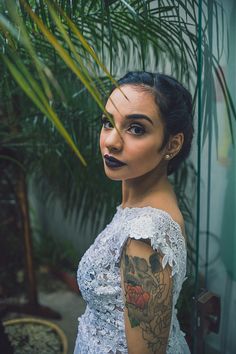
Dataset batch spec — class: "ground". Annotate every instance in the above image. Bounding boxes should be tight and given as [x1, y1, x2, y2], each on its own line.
[2, 269, 86, 354]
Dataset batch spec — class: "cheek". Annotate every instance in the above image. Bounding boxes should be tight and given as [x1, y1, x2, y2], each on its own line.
[99, 131, 105, 151]
[128, 140, 161, 161]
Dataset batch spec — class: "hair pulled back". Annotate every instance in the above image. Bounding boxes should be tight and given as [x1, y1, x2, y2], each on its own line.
[112, 71, 194, 175]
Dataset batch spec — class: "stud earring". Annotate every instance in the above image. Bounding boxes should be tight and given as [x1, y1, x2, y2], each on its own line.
[165, 154, 172, 160]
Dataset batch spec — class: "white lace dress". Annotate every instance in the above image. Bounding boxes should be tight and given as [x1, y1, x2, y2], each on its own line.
[74, 206, 190, 354]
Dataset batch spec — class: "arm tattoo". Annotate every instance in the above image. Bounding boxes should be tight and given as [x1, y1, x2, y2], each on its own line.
[122, 252, 173, 353]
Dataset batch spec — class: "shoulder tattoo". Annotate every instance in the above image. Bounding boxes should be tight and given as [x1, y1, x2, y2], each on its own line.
[122, 252, 173, 353]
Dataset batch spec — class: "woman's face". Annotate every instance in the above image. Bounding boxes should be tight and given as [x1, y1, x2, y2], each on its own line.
[99, 84, 168, 181]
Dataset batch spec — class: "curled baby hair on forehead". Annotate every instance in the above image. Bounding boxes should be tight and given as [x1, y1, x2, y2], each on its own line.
[110, 71, 194, 175]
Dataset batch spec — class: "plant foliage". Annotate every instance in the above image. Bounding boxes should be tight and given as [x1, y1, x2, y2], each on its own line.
[0, 0, 235, 241]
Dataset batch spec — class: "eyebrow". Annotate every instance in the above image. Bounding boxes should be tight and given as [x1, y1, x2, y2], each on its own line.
[126, 113, 154, 125]
[102, 112, 154, 125]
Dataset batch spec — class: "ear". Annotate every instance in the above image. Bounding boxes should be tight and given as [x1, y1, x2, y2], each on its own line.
[164, 133, 184, 161]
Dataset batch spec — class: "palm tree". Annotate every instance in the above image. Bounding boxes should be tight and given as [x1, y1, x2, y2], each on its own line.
[1, 0, 234, 221]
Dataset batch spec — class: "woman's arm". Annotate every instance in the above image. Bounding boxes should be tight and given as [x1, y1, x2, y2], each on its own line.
[120, 238, 173, 354]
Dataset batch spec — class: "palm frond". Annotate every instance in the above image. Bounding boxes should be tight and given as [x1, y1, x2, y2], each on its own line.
[0, 0, 235, 246]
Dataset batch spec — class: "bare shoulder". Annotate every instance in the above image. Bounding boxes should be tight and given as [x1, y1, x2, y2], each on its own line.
[165, 206, 185, 233]
[159, 204, 185, 236]
[147, 192, 186, 236]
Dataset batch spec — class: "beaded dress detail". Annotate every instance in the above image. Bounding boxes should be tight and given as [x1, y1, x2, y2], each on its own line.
[74, 206, 190, 354]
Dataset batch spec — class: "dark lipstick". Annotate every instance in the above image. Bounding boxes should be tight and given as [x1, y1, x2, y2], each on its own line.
[104, 154, 126, 168]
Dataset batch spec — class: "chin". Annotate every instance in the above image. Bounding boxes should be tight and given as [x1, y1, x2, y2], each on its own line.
[104, 170, 123, 181]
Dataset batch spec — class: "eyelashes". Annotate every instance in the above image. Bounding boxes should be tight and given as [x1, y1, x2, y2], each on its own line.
[100, 116, 146, 136]
[128, 124, 146, 135]
[101, 116, 114, 128]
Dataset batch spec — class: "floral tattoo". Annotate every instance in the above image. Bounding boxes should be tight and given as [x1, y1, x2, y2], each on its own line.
[122, 252, 173, 352]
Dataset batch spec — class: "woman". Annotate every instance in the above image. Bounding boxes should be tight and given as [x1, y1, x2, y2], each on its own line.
[74, 71, 193, 354]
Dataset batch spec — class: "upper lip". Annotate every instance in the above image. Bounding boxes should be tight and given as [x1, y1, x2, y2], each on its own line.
[104, 154, 126, 164]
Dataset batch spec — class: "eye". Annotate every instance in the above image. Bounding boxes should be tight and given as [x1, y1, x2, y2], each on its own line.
[128, 124, 146, 136]
[101, 116, 113, 129]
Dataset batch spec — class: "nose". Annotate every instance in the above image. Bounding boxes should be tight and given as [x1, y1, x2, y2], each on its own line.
[105, 127, 123, 152]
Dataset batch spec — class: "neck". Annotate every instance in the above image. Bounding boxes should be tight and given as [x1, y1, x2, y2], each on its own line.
[121, 165, 171, 208]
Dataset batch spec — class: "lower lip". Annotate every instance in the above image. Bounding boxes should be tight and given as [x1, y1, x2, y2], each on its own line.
[104, 159, 126, 168]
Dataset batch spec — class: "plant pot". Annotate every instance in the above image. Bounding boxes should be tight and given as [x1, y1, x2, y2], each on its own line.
[3, 317, 68, 354]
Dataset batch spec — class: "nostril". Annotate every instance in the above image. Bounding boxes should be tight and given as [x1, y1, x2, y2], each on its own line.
[105, 134, 123, 152]
[108, 146, 120, 153]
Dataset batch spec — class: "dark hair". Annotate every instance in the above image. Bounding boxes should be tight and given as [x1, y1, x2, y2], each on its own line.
[111, 71, 194, 175]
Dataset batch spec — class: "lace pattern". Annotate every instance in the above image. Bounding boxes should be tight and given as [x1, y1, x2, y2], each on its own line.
[74, 206, 190, 354]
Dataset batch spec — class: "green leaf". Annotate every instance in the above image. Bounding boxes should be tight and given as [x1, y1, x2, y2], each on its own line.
[1, 54, 87, 166]
[129, 316, 140, 328]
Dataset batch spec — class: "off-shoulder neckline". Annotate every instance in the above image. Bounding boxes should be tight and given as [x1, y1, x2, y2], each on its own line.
[116, 204, 184, 236]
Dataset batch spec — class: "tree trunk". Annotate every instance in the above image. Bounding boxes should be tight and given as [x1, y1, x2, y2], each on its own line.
[16, 170, 38, 307]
